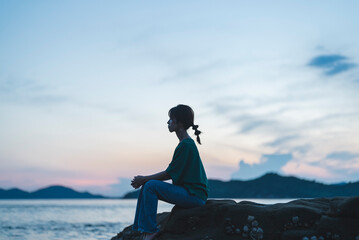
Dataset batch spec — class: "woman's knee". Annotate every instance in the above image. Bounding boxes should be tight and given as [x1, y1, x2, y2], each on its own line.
[143, 180, 160, 191]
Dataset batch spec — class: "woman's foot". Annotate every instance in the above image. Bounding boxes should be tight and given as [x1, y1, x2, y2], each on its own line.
[143, 231, 159, 240]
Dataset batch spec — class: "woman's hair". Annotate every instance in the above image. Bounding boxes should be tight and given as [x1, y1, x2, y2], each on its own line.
[168, 104, 202, 144]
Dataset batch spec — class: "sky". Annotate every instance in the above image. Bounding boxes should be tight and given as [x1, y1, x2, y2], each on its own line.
[1, 1, 359, 197]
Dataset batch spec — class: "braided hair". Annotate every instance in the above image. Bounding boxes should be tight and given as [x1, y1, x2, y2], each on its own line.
[191, 124, 202, 144]
[168, 104, 202, 144]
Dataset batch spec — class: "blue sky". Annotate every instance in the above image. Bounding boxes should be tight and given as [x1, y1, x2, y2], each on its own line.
[1, 1, 359, 196]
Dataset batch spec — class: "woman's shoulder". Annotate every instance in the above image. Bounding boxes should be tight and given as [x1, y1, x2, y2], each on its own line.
[177, 138, 198, 151]
[175, 138, 193, 148]
[180, 138, 195, 145]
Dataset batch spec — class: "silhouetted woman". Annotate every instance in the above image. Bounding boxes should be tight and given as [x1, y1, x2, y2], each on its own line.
[131, 104, 208, 240]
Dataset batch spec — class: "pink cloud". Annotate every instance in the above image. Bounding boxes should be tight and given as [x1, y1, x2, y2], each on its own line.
[0, 169, 116, 192]
[281, 161, 337, 180]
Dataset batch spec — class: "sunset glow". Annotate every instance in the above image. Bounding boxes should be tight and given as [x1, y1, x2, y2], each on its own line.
[1, 1, 359, 196]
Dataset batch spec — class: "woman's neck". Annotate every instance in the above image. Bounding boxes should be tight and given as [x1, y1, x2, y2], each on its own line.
[176, 129, 190, 142]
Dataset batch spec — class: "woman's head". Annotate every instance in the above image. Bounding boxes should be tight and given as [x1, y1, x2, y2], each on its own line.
[168, 104, 202, 144]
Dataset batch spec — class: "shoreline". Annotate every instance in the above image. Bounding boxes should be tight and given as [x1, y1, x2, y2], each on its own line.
[112, 196, 359, 240]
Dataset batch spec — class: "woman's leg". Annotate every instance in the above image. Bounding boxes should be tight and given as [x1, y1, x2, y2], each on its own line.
[133, 180, 205, 233]
[132, 180, 160, 233]
[152, 181, 205, 208]
[132, 186, 144, 231]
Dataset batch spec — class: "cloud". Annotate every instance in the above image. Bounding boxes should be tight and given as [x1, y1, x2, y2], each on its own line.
[291, 144, 312, 154]
[206, 71, 359, 181]
[206, 164, 237, 181]
[323, 151, 359, 176]
[265, 135, 298, 148]
[0, 76, 68, 106]
[157, 59, 227, 85]
[0, 77, 45, 93]
[281, 151, 359, 183]
[326, 151, 359, 161]
[231, 153, 292, 180]
[0, 76, 127, 116]
[0, 167, 111, 191]
[0, 166, 133, 197]
[308, 54, 356, 76]
[208, 101, 284, 134]
[309, 55, 346, 67]
[237, 118, 276, 134]
[76, 177, 133, 197]
[281, 161, 336, 179]
[207, 98, 295, 135]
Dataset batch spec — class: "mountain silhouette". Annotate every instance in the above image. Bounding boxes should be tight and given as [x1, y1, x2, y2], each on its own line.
[0, 185, 106, 199]
[0, 188, 30, 198]
[2, 173, 359, 199]
[123, 172, 359, 199]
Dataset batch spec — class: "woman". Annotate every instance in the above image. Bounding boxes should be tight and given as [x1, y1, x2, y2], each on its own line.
[131, 104, 208, 240]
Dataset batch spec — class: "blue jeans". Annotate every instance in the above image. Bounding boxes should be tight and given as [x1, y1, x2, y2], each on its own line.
[132, 180, 206, 233]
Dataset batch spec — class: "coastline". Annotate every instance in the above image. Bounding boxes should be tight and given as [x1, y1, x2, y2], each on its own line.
[112, 197, 359, 240]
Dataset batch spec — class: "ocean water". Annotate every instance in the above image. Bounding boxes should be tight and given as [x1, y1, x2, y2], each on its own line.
[0, 199, 294, 240]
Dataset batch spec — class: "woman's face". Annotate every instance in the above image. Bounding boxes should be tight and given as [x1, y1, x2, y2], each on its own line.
[167, 117, 179, 132]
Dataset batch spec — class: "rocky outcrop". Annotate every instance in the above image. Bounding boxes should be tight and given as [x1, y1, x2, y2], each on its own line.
[111, 197, 359, 240]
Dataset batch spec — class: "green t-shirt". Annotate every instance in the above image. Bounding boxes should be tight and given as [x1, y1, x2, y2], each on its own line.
[165, 138, 208, 201]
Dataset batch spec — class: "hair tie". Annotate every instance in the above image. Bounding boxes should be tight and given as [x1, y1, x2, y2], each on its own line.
[192, 124, 199, 130]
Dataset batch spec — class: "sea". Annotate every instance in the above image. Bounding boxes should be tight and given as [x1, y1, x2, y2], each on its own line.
[0, 199, 294, 240]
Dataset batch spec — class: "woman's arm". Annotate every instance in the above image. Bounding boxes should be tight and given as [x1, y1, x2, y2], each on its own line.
[131, 170, 171, 189]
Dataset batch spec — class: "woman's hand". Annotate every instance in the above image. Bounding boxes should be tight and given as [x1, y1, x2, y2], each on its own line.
[130, 171, 170, 189]
[131, 175, 148, 189]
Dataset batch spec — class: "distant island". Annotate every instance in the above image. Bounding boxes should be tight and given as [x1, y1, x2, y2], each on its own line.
[0, 185, 107, 199]
[1, 173, 359, 199]
[122, 172, 359, 199]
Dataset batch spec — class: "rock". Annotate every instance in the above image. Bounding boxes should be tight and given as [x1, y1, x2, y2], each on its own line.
[225, 225, 233, 235]
[248, 215, 255, 222]
[111, 197, 359, 240]
[187, 216, 199, 226]
[327, 196, 359, 218]
[287, 222, 293, 229]
[257, 227, 264, 239]
[224, 217, 231, 225]
[292, 216, 299, 224]
[332, 234, 340, 240]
